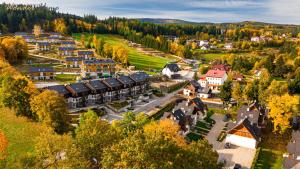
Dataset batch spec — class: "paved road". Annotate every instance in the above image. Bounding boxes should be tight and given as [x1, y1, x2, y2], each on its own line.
[133, 90, 179, 114]
[206, 114, 256, 169]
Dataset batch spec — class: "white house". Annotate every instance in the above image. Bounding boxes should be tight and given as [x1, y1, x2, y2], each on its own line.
[225, 118, 261, 149]
[224, 43, 233, 50]
[183, 80, 211, 99]
[204, 70, 228, 91]
[251, 36, 262, 42]
[198, 40, 209, 47]
[162, 63, 181, 79]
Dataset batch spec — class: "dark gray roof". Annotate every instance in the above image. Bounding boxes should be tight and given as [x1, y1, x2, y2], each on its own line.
[173, 109, 186, 123]
[29, 67, 54, 73]
[103, 78, 123, 88]
[15, 32, 27, 36]
[89, 80, 108, 91]
[46, 85, 70, 96]
[69, 83, 90, 93]
[58, 47, 76, 51]
[118, 75, 135, 86]
[37, 42, 50, 46]
[129, 72, 149, 83]
[61, 41, 75, 45]
[78, 50, 94, 55]
[237, 103, 262, 125]
[65, 57, 84, 61]
[191, 97, 206, 113]
[83, 59, 115, 65]
[284, 131, 300, 169]
[228, 118, 261, 140]
[190, 80, 201, 89]
[164, 63, 181, 72]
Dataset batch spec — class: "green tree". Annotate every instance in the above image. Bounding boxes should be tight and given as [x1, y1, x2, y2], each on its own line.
[219, 80, 232, 103]
[232, 82, 243, 102]
[0, 76, 34, 118]
[74, 109, 121, 168]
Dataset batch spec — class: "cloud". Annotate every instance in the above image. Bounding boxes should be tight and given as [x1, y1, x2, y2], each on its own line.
[1, 0, 300, 24]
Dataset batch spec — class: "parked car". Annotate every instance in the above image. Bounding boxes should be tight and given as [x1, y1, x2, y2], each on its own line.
[233, 163, 242, 169]
[223, 113, 231, 122]
[224, 142, 231, 149]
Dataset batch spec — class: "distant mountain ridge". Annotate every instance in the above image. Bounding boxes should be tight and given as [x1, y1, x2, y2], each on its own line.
[137, 18, 299, 27]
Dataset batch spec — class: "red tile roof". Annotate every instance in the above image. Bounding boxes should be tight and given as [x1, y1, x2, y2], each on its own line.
[212, 64, 230, 72]
[205, 70, 226, 78]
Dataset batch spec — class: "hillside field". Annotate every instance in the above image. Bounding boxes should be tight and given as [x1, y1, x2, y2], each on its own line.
[73, 33, 172, 71]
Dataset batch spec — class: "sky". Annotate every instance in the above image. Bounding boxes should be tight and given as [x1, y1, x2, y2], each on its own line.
[2, 0, 300, 24]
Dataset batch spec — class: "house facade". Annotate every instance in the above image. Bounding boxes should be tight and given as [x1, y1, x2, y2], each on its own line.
[45, 72, 150, 109]
[225, 103, 265, 149]
[36, 42, 51, 51]
[162, 63, 181, 79]
[60, 41, 76, 47]
[65, 57, 84, 68]
[204, 70, 228, 91]
[77, 50, 95, 59]
[183, 80, 211, 99]
[80, 59, 116, 79]
[29, 67, 55, 80]
[58, 47, 76, 56]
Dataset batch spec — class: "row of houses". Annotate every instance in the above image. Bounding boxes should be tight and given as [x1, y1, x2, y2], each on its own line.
[45, 72, 150, 109]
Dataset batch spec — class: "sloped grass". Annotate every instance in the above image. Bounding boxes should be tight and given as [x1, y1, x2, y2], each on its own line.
[73, 33, 171, 71]
[0, 108, 45, 167]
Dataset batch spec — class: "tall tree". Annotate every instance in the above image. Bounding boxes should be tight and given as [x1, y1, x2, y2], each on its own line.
[53, 18, 67, 34]
[268, 94, 299, 134]
[30, 90, 69, 134]
[219, 80, 232, 103]
[232, 82, 243, 102]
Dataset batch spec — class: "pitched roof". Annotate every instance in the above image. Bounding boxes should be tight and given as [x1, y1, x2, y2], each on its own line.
[88, 80, 108, 92]
[77, 50, 94, 55]
[61, 41, 75, 45]
[29, 67, 54, 73]
[103, 78, 123, 88]
[212, 64, 230, 72]
[191, 97, 206, 113]
[118, 75, 135, 86]
[58, 47, 76, 51]
[173, 109, 186, 124]
[190, 80, 201, 89]
[164, 63, 181, 72]
[82, 59, 115, 65]
[205, 69, 226, 78]
[65, 57, 84, 61]
[37, 42, 51, 46]
[284, 131, 300, 169]
[228, 118, 261, 140]
[69, 83, 90, 94]
[237, 103, 262, 125]
[46, 85, 71, 96]
[129, 72, 149, 83]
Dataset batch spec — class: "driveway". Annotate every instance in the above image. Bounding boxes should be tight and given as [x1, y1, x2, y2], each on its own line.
[206, 114, 256, 169]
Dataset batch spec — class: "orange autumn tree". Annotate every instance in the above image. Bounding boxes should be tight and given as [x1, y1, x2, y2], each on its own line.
[0, 131, 8, 160]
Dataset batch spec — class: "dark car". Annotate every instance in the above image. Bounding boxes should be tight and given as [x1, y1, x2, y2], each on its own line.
[224, 142, 231, 149]
[233, 163, 242, 169]
[223, 113, 231, 122]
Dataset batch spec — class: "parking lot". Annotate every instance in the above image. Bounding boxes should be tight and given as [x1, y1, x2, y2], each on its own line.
[206, 114, 256, 169]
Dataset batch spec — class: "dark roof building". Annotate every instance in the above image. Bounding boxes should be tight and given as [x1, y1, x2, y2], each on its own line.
[58, 47, 76, 51]
[284, 131, 300, 169]
[61, 41, 75, 45]
[228, 118, 261, 141]
[66, 82, 91, 97]
[77, 50, 94, 55]
[164, 63, 181, 72]
[103, 78, 123, 90]
[65, 57, 84, 62]
[88, 80, 109, 93]
[129, 72, 150, 83]
[118, 75, 135, 87]
[46, 85, 71, 97]
[237, 102, 265, 126]
[82, 59, 115, 65]
[29, 67, 54, 73]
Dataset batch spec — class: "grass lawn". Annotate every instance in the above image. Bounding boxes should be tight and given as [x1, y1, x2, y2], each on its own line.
[195, 52, 228, 62]
[0, 108, 45, 167]
[72, 33, 171, 71]
[55, 74, 78, 83]
[186, 133, 203, 142]
[254, 149, 283, 169]
[253, 125, 290, 169]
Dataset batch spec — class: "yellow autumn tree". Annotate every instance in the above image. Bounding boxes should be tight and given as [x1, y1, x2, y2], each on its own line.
[33, 24, 42, 38]
[144, 119, 186, 147]
[52, 18, 67, 34]
[268, 94, 299, 134]
[30, 90, 69, 133]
